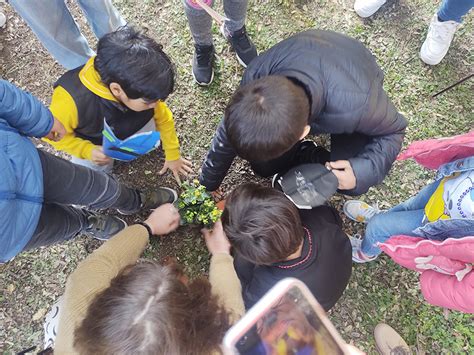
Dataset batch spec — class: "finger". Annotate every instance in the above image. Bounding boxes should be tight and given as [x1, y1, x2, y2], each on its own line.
[329, 160, 350, 170]
[331, 169, 345, 189]
[158, 166, 167, 175]
[182, 165, 194, 173]
[173, 171, 182, 185]
[183, 159, 193, 166]
[201, 228, 211, 238]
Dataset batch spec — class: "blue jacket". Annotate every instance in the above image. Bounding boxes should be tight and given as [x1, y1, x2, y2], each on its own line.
[0, 80, 53, 262]
[413, 156, 474, 240]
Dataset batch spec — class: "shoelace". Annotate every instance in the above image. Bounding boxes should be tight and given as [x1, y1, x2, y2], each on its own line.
[357, 202, 380, 220]
[88, 216, 107, 232]
[430, 20, 457, 42]
[232, 28, 252, 50]
[196, 47, 214, 66]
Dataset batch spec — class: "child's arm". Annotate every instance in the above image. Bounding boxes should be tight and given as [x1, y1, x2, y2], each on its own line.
[44, 86, 98, 160]
[0, 80, 53, 137]
[55, 225, 149, 352]
[154, 102, 193, 183]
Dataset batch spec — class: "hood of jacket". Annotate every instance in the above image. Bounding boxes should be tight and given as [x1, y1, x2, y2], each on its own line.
[79, 57, 119, 103]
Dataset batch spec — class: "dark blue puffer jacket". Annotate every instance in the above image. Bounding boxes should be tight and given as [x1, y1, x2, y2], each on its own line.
[0, 80, 53, 262]
[200, 30, 407, 195]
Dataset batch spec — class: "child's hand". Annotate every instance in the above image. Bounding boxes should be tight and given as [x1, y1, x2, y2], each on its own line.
[159, 157, 193, 184]
[91, 147, 113, 166]
[326, 160, 357, 190]
[211, 188, 225, 202]
[201, 220, 231, 255]
[44, 116, 66, 141]
[144, 203, 180, 235]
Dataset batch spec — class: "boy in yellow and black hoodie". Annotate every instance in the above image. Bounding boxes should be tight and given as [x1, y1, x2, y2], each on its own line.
[45, 26, 192, 183]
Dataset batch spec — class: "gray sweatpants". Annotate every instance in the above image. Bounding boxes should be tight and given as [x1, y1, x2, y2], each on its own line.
[24, 150, 141, 251]
[183, 0, 249, 46]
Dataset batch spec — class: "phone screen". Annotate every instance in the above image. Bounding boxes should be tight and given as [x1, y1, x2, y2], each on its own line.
[234, 286, 344, 355]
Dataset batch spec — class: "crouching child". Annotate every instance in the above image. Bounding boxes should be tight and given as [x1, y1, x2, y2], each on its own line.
[221, 183, 352, 310]
[44, 26, 192, 182]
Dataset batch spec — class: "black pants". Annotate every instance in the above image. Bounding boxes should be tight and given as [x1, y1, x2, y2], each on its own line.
[24, 150, 141, 251]
[250, 133, 370, 177]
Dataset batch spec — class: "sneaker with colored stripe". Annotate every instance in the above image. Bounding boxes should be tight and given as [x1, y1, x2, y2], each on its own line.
[349, 234, 378, 263]
[344, 200, 381, 223]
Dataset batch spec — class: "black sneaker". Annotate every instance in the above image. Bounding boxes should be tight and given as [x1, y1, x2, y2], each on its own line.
[192, 44, 215, 86]
[83, 213, 127, 241]
[140, 187, 178, 210]
[221, 24, 257, 67]
[295, 140, 331, 166]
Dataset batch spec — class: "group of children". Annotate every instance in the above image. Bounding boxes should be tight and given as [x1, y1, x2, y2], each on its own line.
[1, 4, 472, 352]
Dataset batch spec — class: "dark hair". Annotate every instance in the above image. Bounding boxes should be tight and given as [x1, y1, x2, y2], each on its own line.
[222, 183, 304, 265]
[74, 262, 230, 354]
[224, 76, 310, 161]
[95, 26, 175, 101]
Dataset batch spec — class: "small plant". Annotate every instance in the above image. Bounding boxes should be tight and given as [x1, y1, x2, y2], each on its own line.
[176, 180, 222, 227]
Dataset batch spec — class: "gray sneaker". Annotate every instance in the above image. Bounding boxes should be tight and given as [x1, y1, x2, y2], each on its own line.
[118, 187, 178, 215]
[83, 213, 127, 241]
[343, 200, 381, 224]
[140, 187, 178, 210]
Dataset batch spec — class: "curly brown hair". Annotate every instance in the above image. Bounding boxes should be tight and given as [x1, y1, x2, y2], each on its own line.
[74, 261, 230, 354]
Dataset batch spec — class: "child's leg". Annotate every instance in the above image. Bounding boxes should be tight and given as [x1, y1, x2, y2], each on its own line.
[223, 0, 249, 33]
[76, 0, 126, 39]
[362, 209, 425, 256]
[437, 0, 474, 23]
[9, 0, 94, 69]
[23, 203, 89, 250]
[183, 0, 214, 46]
[70, 155, 114, 173]
[38, 150, 141, 212]
[389, 180, 441, 212]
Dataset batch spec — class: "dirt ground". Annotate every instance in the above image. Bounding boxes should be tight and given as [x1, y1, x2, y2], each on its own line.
[0, 0, 473, 353]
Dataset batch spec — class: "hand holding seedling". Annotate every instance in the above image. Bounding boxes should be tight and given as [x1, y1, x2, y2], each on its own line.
[202, 220, 231, 255]
[326, 160, 356, 190]
[144, 203, 180, 235]
[44, 116, 66, 141]
[159, 157, 193, 184]
[91, 146, 113, 166]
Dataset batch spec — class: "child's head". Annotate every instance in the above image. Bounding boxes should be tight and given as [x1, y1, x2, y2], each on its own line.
[74, 262, 229, 354]
[224, 76, 310, 162]
[95, 26, 175, 112]
[221, 183, 305, 265]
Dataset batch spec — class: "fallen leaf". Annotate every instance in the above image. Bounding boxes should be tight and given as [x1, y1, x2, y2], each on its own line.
[32, 308, 47, 321]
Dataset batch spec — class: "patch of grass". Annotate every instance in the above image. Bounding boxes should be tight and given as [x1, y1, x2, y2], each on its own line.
[0, 0, 472, 352]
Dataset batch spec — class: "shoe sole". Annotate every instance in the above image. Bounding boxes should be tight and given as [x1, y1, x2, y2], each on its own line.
[93, 217, 128, 241]
[219, 23, 248, 68]
[192, 67, 215, 86]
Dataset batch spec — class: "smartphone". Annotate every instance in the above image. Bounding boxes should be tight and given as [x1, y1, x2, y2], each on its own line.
[222, 278, 349, 355]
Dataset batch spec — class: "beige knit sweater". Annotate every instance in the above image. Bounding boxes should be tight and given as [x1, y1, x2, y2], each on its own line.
[54, 224, 245, 354]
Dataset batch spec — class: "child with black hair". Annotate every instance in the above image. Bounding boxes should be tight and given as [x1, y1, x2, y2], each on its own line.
[45, 26, 192, 183]
[200, 30, 407, 198]
[221, 183, 352, 310]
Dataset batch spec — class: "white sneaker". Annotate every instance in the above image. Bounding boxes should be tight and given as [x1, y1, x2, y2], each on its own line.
[354, 0, 386, 18]
[0, 12, 6, 29]
[420, 14, 459, 65]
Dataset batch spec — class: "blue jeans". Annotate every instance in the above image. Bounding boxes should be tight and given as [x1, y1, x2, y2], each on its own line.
[362, 180, 441, 256]
[438, 0, 474, 23]
[9, 0, 126, 69]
